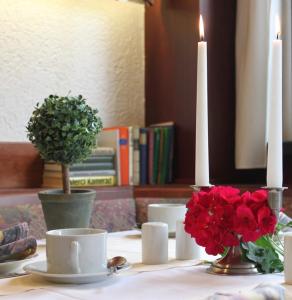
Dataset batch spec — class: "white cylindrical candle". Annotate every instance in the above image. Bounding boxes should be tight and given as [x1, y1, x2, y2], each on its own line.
[142, 222, 168, 265]
[267, 20, 283, 189]
[176, 220, 201, 260]
[195, 15, 209, 186]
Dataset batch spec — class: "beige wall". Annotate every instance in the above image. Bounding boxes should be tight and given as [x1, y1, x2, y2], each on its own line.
[0, 0, 145, 141]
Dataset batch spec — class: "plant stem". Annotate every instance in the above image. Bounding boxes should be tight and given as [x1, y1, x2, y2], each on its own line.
[62, 164, 71, 194]
[268, 238, 284, 256]
[275, 234, 284, 249]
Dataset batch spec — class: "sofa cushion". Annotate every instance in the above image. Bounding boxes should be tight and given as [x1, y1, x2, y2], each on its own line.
[0, 204, 45, 239]
[0, 189, 136, 238]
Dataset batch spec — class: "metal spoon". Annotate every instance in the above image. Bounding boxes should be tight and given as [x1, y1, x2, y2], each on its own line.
[107, 256, 128, 274]
[0, 272, 27, 279]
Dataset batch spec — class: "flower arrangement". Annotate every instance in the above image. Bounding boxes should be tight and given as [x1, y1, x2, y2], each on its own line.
[185, 186, 290, 273]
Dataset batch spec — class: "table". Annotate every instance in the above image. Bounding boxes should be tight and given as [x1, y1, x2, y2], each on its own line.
[0, 230, 291, 300]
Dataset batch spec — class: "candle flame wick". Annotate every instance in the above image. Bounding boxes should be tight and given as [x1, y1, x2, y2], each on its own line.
[199, 15, 204, 41]
[275, 16, 281, 40]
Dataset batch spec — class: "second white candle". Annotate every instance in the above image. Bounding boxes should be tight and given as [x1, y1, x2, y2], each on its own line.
[267, 17, 283, 189]
[195, 15, 210, 186]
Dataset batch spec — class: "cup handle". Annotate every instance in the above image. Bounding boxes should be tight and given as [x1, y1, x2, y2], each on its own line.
[70, 241, 81, 274]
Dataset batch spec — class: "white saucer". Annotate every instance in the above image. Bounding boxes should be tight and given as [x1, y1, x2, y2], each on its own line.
[0, 254, 38, 274]
[24, 261, 115, 284]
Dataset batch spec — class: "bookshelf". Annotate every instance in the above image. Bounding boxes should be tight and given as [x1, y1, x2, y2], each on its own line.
[134, 184, 192, 198]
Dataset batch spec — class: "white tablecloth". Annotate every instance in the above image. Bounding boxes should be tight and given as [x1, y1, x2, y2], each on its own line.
[0, 231, 291, 300]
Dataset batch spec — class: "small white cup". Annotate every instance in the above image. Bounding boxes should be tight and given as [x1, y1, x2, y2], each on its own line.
[176, 220, 201, 260]
[148, 204, 187, 235]
[284, 232, 292, 284]
[142, 222, 168, 265]
[46, 228, 107, 274]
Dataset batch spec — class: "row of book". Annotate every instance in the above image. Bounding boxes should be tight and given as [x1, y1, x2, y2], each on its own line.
[42, 147, 116, 188]
[98, 122, 174, 186]
[143, 122, 174, 185]
[42, 122, 175, 188]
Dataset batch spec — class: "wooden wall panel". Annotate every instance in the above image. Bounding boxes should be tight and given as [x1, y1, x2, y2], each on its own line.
[145, 0, 200, 184]
[200, 0, 238, 184]
[0, 143, 43, 188]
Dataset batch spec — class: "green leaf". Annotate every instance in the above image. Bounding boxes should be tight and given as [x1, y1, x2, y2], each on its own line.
[242, 238, 283, 274]
[254, 236, 273, 249]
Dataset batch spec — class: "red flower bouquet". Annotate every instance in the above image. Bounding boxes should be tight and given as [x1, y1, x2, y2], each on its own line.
[184, 186, 284, 273]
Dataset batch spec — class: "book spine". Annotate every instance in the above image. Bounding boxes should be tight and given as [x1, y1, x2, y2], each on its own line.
[43, 171, 62, 178]
[161, 127, 170, 184]
[167, 126, 174, 183]
[119, 127, 129, 186]
[70, 176, 116, 187]
[115, 132, 121, 186]
[148, 128, 155, 184]
[44, 170, 116, 179]
[43, 175, 117, 188]
[91, 148, 115, 156]
[128, 126, 134, 186]
[43, 170, 116, 178]
[133, 127, 140, 185]
[70, 170, 116, 177]
[45, 160, 114, 172]
[83, 155, 114, 164]
[157, 127, 165, 184]
[44, 163, 61, 172]
[70, 162, 114, 171]
[139, 128, 148, 185]
[153, 128, 161, 184]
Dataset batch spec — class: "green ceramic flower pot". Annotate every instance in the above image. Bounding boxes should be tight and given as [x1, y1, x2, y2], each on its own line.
[38, 189, 96, 230]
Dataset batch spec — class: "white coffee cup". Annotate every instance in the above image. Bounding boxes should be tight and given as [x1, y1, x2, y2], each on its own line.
[176, 220, 201, 260]
[46, 228, 107, 274]
[284, 232, 292, 284]
[142, 222, 168, 265]
[148, 204, 187, 235]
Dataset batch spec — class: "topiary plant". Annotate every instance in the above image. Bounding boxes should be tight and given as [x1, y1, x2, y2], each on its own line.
[27, 95, 103, 195]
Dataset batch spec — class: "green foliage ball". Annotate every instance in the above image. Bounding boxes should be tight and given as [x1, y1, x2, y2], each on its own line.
[27, 95, 103, 165]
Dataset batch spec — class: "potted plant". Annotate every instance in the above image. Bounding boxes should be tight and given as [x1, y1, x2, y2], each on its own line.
[27, 94, 103, 230]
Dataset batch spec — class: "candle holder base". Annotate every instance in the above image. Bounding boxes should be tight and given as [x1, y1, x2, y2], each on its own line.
[262, 187, 287, 220]
[207, 246, 259, 276]
[190, 184, 214, 191]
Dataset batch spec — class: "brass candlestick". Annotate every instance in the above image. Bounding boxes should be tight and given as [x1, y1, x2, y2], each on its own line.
[190, 184, 213, 192]
[263, 187, 287, 221]
[207, 245, 258, 275]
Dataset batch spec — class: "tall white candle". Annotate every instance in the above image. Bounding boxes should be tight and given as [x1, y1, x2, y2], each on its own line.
[195, 15, 209, 186]
[267, 17, 283, 188]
